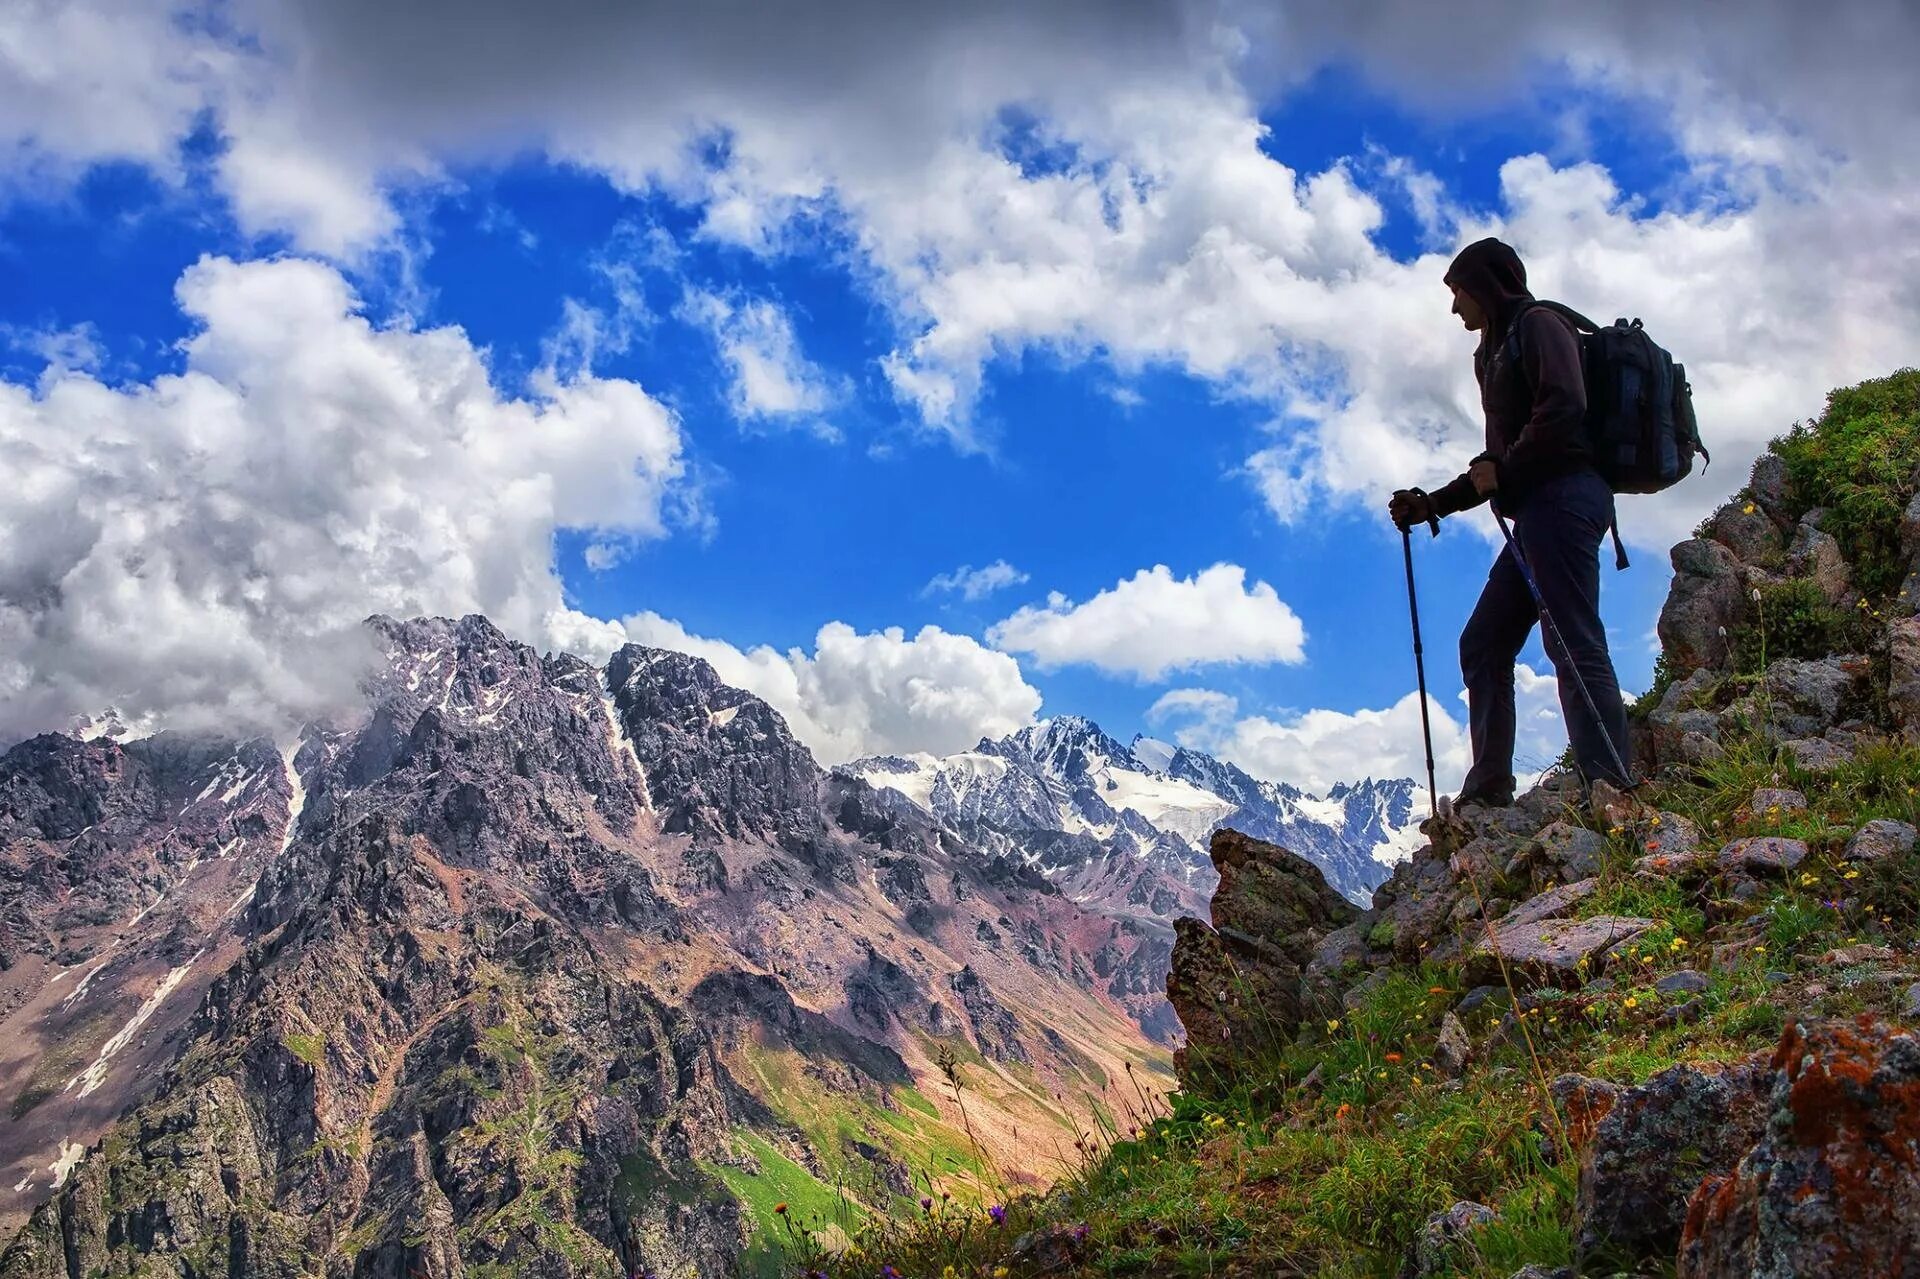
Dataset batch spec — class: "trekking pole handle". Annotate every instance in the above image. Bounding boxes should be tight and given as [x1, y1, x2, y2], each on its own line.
[1393, 487, 1442, 539]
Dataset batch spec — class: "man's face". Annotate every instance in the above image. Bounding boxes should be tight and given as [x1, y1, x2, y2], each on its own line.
[1449, 283, 1486, 332]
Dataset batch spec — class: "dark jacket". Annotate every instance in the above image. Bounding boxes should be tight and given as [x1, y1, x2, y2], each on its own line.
[1430, 237, 1590, 516]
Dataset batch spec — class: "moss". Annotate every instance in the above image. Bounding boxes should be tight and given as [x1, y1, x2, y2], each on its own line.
[1366, 918, 1398, 949]
[281, 1032, 325, 1067]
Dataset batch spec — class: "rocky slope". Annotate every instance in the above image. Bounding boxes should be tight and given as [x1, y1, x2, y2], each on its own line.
[0, 616, 1175, 1275]
[842, 718, 1414, 912]
[805, 369, 1920, 1277]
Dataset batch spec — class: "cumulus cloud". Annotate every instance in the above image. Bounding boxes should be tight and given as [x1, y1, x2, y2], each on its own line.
[1151, 667, 1566, 794]
[0, 255, 689, 742]
[4, 3, 1917, 547]
[988, 563, 1306, 681]
[679, 289, 840, 435]
[611, 612, 1041, 765]
[924, 560, 1029, 602]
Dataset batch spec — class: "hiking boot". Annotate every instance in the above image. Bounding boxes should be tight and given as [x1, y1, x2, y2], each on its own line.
[1451, 787, 1514, 811]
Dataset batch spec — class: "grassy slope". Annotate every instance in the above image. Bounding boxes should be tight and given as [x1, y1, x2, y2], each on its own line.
[778, 372, 1920, 1278]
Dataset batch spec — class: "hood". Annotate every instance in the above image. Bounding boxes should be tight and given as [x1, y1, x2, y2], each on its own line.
[1444, 237, 1533, 331]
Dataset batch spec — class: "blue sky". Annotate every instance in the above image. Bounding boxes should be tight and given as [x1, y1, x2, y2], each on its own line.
[2, 2, 1913, 790]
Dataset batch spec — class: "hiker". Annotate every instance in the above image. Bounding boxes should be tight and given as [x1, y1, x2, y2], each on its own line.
[1388, 237, 1632, 807]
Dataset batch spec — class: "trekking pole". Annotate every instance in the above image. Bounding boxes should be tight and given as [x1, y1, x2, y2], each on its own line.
[1490, 504, 1634, 788]
[1394, 491, 1442, 819]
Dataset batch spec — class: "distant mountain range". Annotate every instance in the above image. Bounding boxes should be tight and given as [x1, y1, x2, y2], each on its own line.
[840, 714, 1419, 909]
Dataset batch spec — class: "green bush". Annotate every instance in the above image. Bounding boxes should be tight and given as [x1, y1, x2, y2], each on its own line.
[1730, 577, 1859, 672]
[1772, 367, 1920, 602]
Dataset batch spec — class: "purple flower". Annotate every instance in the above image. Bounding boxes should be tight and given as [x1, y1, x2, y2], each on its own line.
[1072, 1223, 1090, 1243]
[920, 1196, 933, 1212]
[881, 1268, 900, 1279]
[988, 1204, 1006, 1225]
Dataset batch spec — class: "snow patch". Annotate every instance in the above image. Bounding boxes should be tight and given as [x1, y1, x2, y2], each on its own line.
[279, 740, 307, 856]
[48, 1141, 84, 1189]
[59, 950, 116, 1009]
[70, 951, 202, 1099]
[846, 754, 940, 811]
[1130, 736, 1176, 773]
[709, 704, 740, 729]
[599, 687, 654, 811]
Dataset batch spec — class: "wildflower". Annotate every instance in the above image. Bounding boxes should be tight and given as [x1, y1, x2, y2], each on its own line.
[1376, 1070, 1388, 1079]
[1072, 1224, 1091, 1244]
[1428, 986, 1448, 995]
[1799, 872, 1818, 886]
[1609, 826, 1625, 837]
[995, 1270, 1010, 1279]
[943, 1268, 959, 1279]
[1624, 996, 1639, 1009]
[1755, 945, 1768, 954]
[1327, 1018, 1340, 1032]
[774, 1202, 788, 1216]
[1335, 1102, 1352, 1119]
[882, 1269, 900, 1279]
[1640, 953, 1654, 964]
[1845, 870, 1861, 880]
[1742, 502, 1757, 515]
[920, 1197, 932, 1213]
[1384, 1052, 1403, 1063]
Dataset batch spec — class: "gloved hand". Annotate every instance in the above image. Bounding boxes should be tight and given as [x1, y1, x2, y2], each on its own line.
[1389, 488, 1438, 533]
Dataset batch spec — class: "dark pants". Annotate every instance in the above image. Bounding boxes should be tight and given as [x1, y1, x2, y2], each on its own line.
[1460, 469, 1631, 798]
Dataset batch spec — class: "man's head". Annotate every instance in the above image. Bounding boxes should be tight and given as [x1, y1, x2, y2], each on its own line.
[1443, 237, 1531, 334]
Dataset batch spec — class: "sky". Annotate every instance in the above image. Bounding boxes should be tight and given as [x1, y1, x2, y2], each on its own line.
[3, 1, 1918, 794]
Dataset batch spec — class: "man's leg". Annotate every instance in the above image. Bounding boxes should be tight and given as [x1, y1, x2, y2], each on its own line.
[1514, 478, 1632, 788]
[1459, 548, 1536, 802]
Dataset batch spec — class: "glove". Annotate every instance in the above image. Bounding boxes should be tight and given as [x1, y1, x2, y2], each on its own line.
[1390, 488, 1439, 534]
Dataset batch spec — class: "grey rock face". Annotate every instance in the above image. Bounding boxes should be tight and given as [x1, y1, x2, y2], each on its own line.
[1468, 916, 1655, 988]
[1703, 500, 1784, 567]
[1891, 615, 1920, 740]
[1717, 836, 1809, 875]
[1786, 519, 1852, 602]
[1658, 539, 1746, 674]
[1576, 1055, 1773, 1262]
[1843, 818, 1918, 863]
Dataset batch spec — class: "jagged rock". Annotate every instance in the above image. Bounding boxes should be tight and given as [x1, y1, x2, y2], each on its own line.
[1551, 1074, 1623, 1153]
[1587, 779, 1645, 832]
[1167, 830, 1355, 1087]
[1656, 969, 1711, 997]
[1679, 1018, 1920, 1277]
[1718, 835, 1809, 875]
[1746, 454, 1793, 525]
[1408, 1201, 1496, 1278]
[1368, 847, 1468, 964]
[1747, 786, 1807, 816]
[1658, 539, 1747, 674]
[1576, 1054, 1773, 1262]
[1526, 822, 1607, 884]
[1703, 499, 1785, 566]
[1730, 655, 1871, 741]
[1786, 519, 1852, 603]
[1843, 818, 1919, 863]
[1820, 943, 1896, 968]
[1892, 615, 1920, 740]
[1634, 847, 1713, 879]
[1497, 878, 1600, 930]
[1781, 736, 1851, 773]
[1433, 1011, 1471, 1079]
[1468, 916, 1656, 988]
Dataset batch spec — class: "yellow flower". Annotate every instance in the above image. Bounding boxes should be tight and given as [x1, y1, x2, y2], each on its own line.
[944, 1268, 959, 1279]
[1754, 945, 1768, 954]
[1799, 872, 1817, 885]
[1742, 502, 1757, 515]
[1608, 826, 1624, 837]
[996, 1269, 1011, 1279]
[1327, 1018, 1340, 1032]
[1844, 870, 1860, 880]
[1624, 996, 1639, 1009]
[1640, 953, 1654, 964]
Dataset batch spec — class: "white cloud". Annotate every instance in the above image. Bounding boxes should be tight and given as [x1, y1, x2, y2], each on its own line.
[1151, 667, 1565, 794]
[3, 4, 1916, 554]
[609, 612, 1041, 765]
[680, 288, 840, 436]
[987, 563, 1306, 680]
[0, 255, 689, 741]
[924, 560, 1030, 602]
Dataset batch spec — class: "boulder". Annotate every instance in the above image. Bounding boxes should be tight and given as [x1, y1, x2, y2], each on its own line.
[1433, 1011, 1472, 1080]
[1551, 1073, 1623, 1154]
[1892, 615, 1920, 740]
[1658, 539, 1747, 674]
[1370, 848, 1469, 964]
[1679, 1018, 1920, 1277]
[1656, 969, 1711, 997]
[1528, 822, 1608, 883]
[1702, 499, 1785, 567]
[1497, 878, 1600, 930]
[1717, 836, 1809, 875]
[1780, 736, 1850, 773]
[1166, 829, 1356, 1088]
[1731, 655, 1870, 740]
[1843, 818, 1918, 863]
[1469, 915, 1656, 988]
[1634, 848, 1713, 880]
[1577, 1055, 1773, 1262]
[1746, 453, 1793, 526]
[1409, 1201, 1497, 1278]
[1786, 520, 1851, 603]
[1747, 786, 1807, 817]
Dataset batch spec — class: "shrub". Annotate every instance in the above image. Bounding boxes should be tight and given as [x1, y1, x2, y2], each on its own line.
[1771, 367, 1920, 602]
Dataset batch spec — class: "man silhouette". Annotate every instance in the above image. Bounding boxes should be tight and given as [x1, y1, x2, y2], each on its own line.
[1389, 237, 1631, 807]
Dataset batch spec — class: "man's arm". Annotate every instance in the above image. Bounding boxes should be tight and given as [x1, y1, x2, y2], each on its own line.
[1497, 309, 1587, 488]
[1429, 464, 1489, 516]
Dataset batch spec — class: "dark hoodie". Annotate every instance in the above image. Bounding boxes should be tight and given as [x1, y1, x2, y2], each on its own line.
[1430, 237, 1590, 516]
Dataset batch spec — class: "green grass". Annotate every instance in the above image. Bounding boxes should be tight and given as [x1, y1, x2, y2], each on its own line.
[705, 1129, 858, 1279]
[282, 1032, 326, 1067]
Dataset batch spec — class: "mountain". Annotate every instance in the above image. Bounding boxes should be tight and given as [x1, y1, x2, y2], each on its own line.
[839, 714, 1416, 910]
[0, 616, 1173, 1276]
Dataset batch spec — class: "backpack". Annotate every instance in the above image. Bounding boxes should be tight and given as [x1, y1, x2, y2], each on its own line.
[1503, 301, 1709, 567]
[1505, 301, 1710, 494]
